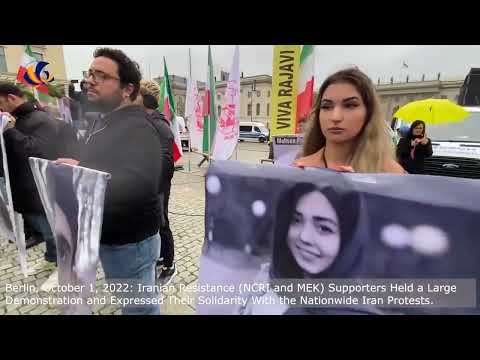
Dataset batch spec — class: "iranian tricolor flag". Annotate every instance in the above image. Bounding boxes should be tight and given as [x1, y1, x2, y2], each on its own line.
[16, 45, 49, 94]
[159, 58, 183, 163]
[202, 46, 217, 154]
[296, 45, 315, 133]
[36, 90, 58, 109]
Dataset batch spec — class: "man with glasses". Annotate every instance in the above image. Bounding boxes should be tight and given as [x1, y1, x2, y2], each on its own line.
[56, 48, 164, 315]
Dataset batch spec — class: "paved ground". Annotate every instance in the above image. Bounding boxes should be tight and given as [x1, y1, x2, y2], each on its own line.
[0, 141, 269, 315]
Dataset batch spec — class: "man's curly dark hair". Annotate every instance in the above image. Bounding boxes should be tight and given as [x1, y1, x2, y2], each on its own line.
[93, 47, 141, 101]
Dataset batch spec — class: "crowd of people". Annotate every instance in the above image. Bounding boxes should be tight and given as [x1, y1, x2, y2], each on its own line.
[0, 48, 437, 315]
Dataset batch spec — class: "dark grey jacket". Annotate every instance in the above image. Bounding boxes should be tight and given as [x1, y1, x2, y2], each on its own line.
[78, 105, 164, 245]
[146, 110, 174, 191]
[3, 102, 78, 214]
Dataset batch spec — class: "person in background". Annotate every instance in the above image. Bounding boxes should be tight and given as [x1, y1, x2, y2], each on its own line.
[68, 82, 83, 130]
[134, 84, 176, 284]
[268, 140, 274, 160]
[77, 80, 93, 131]
[78, 80, 89, 110]
[387, 118, 400, 149]
[398, 125, 410, 139]
[0, 82, 71, 260]
[396, 120, 433, 174]
[293, 68, 405, 174]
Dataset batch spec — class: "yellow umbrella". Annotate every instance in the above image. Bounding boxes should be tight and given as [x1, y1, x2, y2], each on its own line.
[393, 98, 470, 125]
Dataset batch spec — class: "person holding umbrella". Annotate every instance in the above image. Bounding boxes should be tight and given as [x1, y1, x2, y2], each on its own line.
[396, 120, 433, 174]
[393, 98, 470, 174]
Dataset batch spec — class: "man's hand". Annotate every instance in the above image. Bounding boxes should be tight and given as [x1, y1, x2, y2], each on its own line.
[55, 158, 80, 166]
[4, 121, 15, 130]
[0, 112, 16, 130]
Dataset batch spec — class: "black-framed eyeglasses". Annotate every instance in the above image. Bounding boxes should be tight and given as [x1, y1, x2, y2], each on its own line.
[84, 69, 120, 84]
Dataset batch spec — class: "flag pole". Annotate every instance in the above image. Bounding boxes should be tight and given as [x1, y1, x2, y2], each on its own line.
[33, 87, 39, 102]
[197, 46, 213, 168]
[148, 60, 151, 81]
[208, 45, 213, 165]
[235, 142, 238, 160]
[187, 48, 192, 173]
[185, 49, 202, 174]
[207, 46, 210, 161]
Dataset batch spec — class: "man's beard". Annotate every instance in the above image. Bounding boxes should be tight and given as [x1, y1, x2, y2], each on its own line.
[89, 91, 124, 114]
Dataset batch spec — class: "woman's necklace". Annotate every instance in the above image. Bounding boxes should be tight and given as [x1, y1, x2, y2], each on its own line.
[322, 147, 354, 169]
[322, 148, 329, 168]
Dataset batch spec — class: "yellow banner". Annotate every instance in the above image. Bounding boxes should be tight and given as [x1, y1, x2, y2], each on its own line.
[270, 45, 301, 136]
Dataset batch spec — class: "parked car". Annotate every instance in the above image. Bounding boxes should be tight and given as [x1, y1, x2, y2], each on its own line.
[239, 122, 269, 143]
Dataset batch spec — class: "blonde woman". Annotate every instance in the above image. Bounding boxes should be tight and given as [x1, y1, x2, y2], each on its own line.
[140, 79, 161, 102]
[294, 68, 405, 174]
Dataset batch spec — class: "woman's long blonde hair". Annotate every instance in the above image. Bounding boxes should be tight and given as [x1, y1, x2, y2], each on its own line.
[302, 68, 394, 173]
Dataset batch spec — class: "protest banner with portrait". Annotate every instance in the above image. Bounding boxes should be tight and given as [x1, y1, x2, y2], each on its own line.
[0, 114, 27, 276]
[197, 161, 480, 315]
[29, 157, 110, 315]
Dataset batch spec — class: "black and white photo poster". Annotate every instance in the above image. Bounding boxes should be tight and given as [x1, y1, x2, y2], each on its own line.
[0, 165, 14, 244]
[29, 157, 110, 315]
[197, 161, 480, 315]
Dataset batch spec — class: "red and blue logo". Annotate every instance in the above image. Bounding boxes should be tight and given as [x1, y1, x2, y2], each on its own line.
[23, 61, 54, 86]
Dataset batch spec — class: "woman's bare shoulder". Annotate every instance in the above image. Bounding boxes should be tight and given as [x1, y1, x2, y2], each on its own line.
[292, 151, 323, 168]
[384, 158, 406, 174]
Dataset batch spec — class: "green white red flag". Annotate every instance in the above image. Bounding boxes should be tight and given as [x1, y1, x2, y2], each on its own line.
[202, 46, 217, 154]
[296, 45, 315, 133]
[159, 58, 183, 162]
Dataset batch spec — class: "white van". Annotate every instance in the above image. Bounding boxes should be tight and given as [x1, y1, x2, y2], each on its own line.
[239, 122, 269, 143]
[395, 106, 480, 179]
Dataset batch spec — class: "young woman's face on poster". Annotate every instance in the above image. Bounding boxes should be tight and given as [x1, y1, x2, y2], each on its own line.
[287, 191, 341, 275]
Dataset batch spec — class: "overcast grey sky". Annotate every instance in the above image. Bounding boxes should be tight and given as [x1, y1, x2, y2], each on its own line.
[64, 45, 480, 87]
